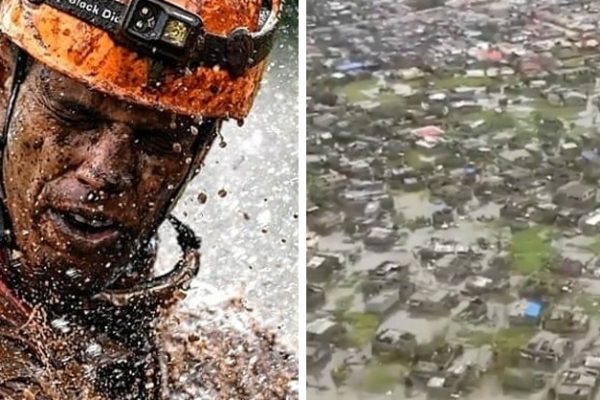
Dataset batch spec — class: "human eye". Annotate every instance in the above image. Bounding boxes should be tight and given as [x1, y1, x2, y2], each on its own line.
[44, 97, 100, 129]
[135, 129, 179, 155]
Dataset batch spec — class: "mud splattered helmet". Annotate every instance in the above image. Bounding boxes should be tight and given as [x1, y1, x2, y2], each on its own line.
[0, 0, 282, 120]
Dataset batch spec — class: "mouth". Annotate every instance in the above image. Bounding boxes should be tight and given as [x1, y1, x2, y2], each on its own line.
[62, 211, 117, 232]
[45, 208, 122, 250]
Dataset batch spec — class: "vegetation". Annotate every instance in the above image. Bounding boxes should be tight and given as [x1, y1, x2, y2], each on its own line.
[404, 149, 432, 170]
[370, 96, 407, 119]
[457, 326, 536, 370]
[530, 111, 566, 135]
[563, 56, 585, 68]
[533, 98, 584, 121]
[357, 362, 406, 394]
[466, 110, 517, 131]
[335, 78, 379, 103]
[510, 226, 556, 275]
[405, 216, 430, 231]
[584, 236, 600, 255]
[431, 75, 496, 90]
[334, 295, 354, 317]
[407, 0, 446, 11]
[574, 293, 600, 316]
[338, 273, 362, 289]
[339, 312, 381, 348]
[392, 211, 407, 227]
[307, 173, 330, 207]
[406, 78, 427, 89]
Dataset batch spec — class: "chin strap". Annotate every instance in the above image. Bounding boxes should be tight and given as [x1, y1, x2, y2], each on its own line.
[92, 215, 201, 308]
[0, 47, 29, 249]
[0, 47, 29, 297]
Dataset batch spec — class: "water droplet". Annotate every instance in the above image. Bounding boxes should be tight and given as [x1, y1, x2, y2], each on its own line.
[86, 343, 102, 359]
[51, 317, 71, 333]
[66, 268, 81, 278]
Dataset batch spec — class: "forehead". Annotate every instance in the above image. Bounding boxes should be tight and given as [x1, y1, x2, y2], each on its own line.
[33, 63, 194, 127]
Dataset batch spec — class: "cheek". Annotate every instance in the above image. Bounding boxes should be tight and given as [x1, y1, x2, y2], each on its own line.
[137, 159, 190, 209]
[5, 122, 46, 205]
[4, 112, 84, 216]
[3, 118, 50, 244]
[8, 125, 74, 188]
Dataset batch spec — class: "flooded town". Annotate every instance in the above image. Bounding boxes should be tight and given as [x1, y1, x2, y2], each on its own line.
[307, 0, 600, 399]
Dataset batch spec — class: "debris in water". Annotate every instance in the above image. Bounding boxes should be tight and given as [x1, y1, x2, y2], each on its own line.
[197, 192, 208, 204]
[218, 189, 228, 198]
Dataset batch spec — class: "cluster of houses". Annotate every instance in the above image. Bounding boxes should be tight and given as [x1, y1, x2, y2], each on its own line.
[308, 0, 600, 398]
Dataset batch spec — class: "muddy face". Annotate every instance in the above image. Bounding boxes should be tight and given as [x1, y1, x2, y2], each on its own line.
[2, 63, 215, 297]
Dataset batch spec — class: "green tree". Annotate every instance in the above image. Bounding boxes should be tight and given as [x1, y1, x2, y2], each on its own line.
[531, 111, 564, 135]
[407, 0, 446, 10]
[307, 173, 330, 207]
[485, 112, 516, 131]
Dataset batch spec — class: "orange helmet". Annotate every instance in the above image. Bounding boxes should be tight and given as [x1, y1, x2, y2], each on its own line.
[0, 0, 282, 120]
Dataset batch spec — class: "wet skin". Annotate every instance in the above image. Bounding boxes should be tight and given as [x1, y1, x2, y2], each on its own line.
[1, 62, 215, 298]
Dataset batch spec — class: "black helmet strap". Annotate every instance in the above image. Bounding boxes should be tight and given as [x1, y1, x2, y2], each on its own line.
[0, 46, 29, 248]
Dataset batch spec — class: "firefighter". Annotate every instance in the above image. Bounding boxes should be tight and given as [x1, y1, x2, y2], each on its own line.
[0, 0, 289, 398]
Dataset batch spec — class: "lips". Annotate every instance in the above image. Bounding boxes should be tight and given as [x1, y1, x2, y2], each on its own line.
[63, 211, 117, 231]
[42, 207, 124, 253]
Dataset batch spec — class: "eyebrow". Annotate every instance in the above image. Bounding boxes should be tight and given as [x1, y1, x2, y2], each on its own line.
[38, 67, 198, 136]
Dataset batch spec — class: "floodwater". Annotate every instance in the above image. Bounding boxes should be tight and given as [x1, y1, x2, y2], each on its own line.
[308, 0, 600, 397]
[155, 39, 299, 349]
[308, 187, 600, 399]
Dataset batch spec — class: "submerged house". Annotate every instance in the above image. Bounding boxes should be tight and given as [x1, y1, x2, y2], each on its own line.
[520, 331, 574, 370]
[408, 290, 459, 315]
[362, 259, 410, 296]
[509, 299, 543, 327]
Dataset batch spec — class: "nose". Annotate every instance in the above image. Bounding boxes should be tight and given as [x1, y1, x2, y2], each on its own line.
[75, 123, 135, 194]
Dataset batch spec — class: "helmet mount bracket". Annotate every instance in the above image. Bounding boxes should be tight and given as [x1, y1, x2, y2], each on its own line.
[33, 0, 279, 78]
